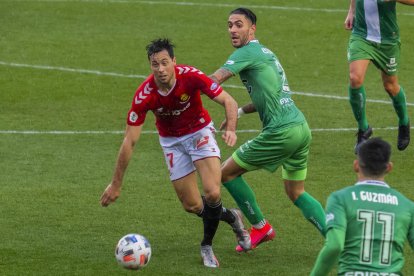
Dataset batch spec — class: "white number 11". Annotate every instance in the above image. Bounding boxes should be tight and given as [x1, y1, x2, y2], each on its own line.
[357, 210, 394, 265]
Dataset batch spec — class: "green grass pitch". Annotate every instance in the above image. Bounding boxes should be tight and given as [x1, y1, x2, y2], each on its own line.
[1, 0, 413, 275]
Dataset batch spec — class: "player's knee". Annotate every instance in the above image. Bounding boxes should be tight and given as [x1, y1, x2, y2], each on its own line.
[383, 82, 399, 96]
[349, 72, 364, 88]
[182, 202, 203, 214]
[204, 190, 221, 204]
[284, 181, 305, 202]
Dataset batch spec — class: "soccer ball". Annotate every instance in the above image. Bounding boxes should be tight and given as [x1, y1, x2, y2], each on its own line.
[115, 233, 152, 270]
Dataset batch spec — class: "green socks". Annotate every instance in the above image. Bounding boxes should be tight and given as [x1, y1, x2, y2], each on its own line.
[224, 177, 327, 237]
[349, 85, 369, 130]
[390, 87, 409, 126]
[223, 176, 265, 225]
[350, 85, 409, 128]
[294, 192, 326, 237]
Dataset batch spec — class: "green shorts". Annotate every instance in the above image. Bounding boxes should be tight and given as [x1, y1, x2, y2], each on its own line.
[347, 35, 400, 75]
[232, 122, 311, 181]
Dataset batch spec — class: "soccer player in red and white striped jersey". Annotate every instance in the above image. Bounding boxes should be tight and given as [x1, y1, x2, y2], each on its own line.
[100, 38, 250, 268]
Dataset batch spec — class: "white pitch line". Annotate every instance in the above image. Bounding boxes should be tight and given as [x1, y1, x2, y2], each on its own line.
[0, 61, 146, 79]
[0, 127, 410, 135]
[5, 0, 347, 13]
[1, 61, 413, 106]
[8, 0, 414, 16]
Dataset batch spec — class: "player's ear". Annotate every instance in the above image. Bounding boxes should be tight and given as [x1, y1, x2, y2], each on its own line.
[172, 57, 177, 65]
[353, 159, 359, 173]
[250, 24, 256, 35]
[386, 162, 393, 174]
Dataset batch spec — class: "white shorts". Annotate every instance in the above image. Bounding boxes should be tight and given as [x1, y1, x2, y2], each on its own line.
[159, 123, 221, 181]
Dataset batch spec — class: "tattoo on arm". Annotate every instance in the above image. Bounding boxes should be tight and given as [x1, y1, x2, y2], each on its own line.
[209, 68, 234, 84]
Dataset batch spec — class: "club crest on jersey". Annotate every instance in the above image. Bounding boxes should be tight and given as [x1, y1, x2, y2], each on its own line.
[129, 111, 138, 123]
[195, 136, 209, 149]
[180, 93, 190, 103]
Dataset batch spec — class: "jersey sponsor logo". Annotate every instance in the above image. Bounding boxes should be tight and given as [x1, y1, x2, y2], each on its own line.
[279, 97, 294, 106]
[155, 102, 191, 116]
[129, 111, 138, 123]
[344, 272, 399, 276]
[225, 60, 235, 65]
[180, 93, 190, 103]
[135, 83, 153, 104]
[177, 66, 202, 75]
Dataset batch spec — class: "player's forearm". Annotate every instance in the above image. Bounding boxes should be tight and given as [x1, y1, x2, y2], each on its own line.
[348, 0, 355, 14]
[111, 138, 135, 187]
[240, 103, 256, 114]
[310, 248, 338, 275]
[209, 68, 234, 84]
[223, 97, 238, 132]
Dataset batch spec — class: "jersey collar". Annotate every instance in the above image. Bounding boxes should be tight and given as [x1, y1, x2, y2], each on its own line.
[355, 180, 390, 188]
[156, 79, 177, 97]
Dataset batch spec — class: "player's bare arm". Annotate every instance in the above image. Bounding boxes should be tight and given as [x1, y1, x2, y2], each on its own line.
[220, 102, 257, 131]
[213, 91, 238, 147]
[100, 124, 143, 207]
[344, 0, 355, 30]
[240, 103, 256, 114]
[209, 68, 234, 84]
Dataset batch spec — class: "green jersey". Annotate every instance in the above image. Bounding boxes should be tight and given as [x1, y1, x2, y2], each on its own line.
[352, 0, 399, 44]
[221, 40, 305, 132]
[326, 180, 414, 275]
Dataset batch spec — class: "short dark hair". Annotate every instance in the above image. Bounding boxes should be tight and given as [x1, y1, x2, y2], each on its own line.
[230, 7, 257, 25]
[145, 38, 175, 60]
[357, 137, 391, 177]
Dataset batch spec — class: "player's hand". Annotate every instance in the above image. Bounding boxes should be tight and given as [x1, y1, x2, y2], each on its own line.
[100, 183, 121, 207]
[222, 130, 237, 147]
[344, 15, 353, 30]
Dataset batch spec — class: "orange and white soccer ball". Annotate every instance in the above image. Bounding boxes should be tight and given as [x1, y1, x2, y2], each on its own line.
[115, 233, 151, 270]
